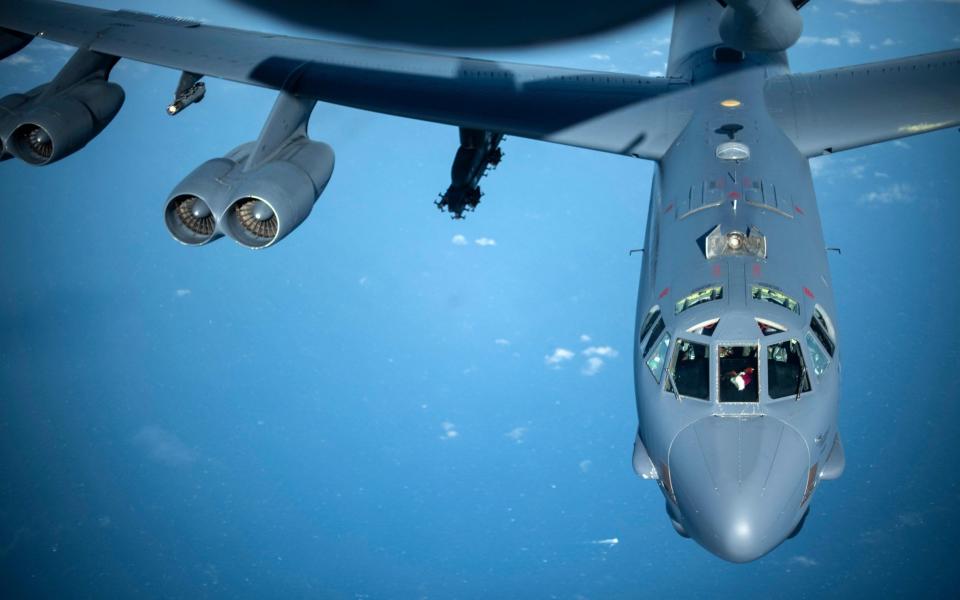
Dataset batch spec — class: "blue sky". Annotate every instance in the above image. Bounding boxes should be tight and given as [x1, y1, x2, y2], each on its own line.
[1, 1, 959, 597]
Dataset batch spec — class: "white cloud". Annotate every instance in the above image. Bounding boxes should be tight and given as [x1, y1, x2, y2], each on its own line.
[799, 36, 841, 46]
[3, 54, 34, 66]
[589, 53, 611, 61]
[800, 31, 861, 47]
[441, 421, 458, 439]
[841, 30, 862, 46]
[874, 171, 890, 178]
[881, 37, 897, 46]
[474, 237, 496, 247]
[893, 140, 912, 150]
[578, 459, 593, 473]
[583, 346, 619, 358]
[859, 183, 914, 205]
[581, 357, 604, 376]
[133, 426, 196, 467]
[451, 234, 467, 246]
[647, 70, 664, 77]
[645, 49, 663, 57]
[494, 338, 511, 346]
[175, 289, 191, 298]
[505, 427, 527, 442]
[579, 334, 592, 343]
[545, 347, 575, 366]
[790, 555, 819, 567]
[954, 35, 960, 44]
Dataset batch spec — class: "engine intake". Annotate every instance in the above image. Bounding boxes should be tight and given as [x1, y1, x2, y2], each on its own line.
[222, 141, 334, 249]
[0, 91, 34, 160]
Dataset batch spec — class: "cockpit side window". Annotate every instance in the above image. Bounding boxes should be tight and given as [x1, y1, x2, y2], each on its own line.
[642, 316, 666, 358]
[675, 285, 723, 315]
[810, 306, 836, 357]
[666, 339, 710, 400]
[751, 285, 800, 314]
[719, 345, 759, 402]
[646, 332, 671, 383]
[767, 339, 811, 399]
[805, 331, 831, 377]
[639, 306, 661, 343]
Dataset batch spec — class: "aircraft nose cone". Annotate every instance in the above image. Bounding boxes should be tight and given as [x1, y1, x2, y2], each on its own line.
[669, 416, 810, 562]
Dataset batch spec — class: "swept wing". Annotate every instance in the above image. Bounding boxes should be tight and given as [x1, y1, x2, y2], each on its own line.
[0, 0, 685, 160]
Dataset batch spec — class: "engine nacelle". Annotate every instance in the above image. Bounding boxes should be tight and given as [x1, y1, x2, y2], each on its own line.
[164, 141, 334, 249]
[222, 141, 334, 249]
[164, 154, 246, 246]
[0, 90, 35, 159]
[7, 80, 124, 166]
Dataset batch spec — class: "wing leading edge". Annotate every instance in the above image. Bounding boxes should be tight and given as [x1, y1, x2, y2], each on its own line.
[765, 49, 960, 157]
[0, 0, 688, 160]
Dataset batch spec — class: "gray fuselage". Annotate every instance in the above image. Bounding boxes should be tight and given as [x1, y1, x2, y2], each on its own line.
[632, 2, 843, 562]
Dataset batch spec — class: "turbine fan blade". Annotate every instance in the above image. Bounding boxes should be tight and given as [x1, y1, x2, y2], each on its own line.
[19, 125, 53, 160]
[235, 198, 278, 240]
[173, 195, 216, 236]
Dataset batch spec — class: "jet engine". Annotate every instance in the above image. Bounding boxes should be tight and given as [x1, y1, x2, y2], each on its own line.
[164, 149, 251, 247]
[0, 48, 123, 165]
[0, 91, 31, 159]
[164, 89, 333, 250]
[222, 141, 333, 248]
[164, 140, 334, 249]
[7, 80, 124, 165]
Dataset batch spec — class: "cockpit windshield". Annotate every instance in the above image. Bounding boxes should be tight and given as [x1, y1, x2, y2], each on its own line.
[646, 332, 671, 382]
[767, 339, 811, 399]
[666, 339, 710, 400]
[719, 344, 759, 402]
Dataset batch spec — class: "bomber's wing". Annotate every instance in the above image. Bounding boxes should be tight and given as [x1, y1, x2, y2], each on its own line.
[765, 49, 960, 157]
[0, 0, 686, 160]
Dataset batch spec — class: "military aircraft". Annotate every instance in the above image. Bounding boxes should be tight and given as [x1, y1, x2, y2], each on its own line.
[0, 0, 957, 562]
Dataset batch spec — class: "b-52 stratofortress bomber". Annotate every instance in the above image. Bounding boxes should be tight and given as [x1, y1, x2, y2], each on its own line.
[0, 0, 957, 562]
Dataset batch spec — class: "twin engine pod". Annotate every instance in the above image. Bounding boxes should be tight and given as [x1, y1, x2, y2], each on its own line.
[164, 140, 335, 249]
[0, 80, 125, 165]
